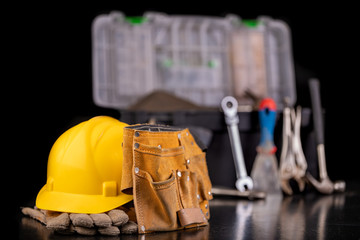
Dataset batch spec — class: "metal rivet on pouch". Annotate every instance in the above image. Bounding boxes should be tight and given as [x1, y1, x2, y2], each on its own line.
[205, 204, 208, 209]
[208, 191, 212, 196]
[141, 225, 145, 232]
[158, 145, 161, 149]
[134, 143, 139, 149]
[177, 171, 182, 177]
[187, 176, 190, 182]
[134, 131, 140, 137]
[178, 133, 181, 139]
[206, 212, 209, 217]
[134, 167, 139, 174]
[186, 132, 189, 136]
[186, 159, 190, 164]
[197, 194, 200, 200]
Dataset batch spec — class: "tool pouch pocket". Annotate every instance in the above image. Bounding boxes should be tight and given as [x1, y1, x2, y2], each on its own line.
[133, 144, 184, 233]
[134, 169, 180, 232]
[187, 152, 212, 217]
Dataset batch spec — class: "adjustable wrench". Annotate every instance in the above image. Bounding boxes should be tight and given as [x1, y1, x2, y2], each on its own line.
[221, 96, 253, 192]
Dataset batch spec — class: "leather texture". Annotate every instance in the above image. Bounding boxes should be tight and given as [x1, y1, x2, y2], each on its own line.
[121, 124, 213, 233]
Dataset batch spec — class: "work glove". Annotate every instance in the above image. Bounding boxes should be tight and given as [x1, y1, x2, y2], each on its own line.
[21, 206, 138, 236]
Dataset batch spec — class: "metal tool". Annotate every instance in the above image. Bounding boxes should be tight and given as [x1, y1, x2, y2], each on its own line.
[251, 98, 281, 194]
[306, 79, 346, 194]
[211, 186, 266, 200]
[279, 99, 308, 195]
[291, 106, 308, 189]
[221, 96, 253, 192]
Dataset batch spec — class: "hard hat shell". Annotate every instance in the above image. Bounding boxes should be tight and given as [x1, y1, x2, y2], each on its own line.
[36, 116, 133, 213]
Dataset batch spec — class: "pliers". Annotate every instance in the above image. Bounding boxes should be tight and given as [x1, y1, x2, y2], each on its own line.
[279, 102, 308, 195]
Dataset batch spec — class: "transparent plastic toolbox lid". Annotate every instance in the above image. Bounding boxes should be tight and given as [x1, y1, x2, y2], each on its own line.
[92, 12, 296, 110]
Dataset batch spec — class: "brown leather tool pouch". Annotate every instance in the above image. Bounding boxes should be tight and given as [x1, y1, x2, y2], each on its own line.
[121, 124, 212, 234]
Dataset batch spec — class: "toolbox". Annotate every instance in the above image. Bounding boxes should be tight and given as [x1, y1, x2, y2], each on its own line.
[91, 11, 317, 190]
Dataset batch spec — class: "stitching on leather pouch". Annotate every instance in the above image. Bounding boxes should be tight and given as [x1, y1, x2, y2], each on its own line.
[135, 169, 176, 190]
[135, 175, 144, 232]
[153, 180, 176, 190]
[152, 174, 176, 190]
[134, 149, 144, 232]
[135, 148, 184, 157]
[134, 143, 185, 156]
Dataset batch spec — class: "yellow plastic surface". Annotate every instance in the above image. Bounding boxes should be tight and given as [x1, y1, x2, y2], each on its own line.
[36, 116, 133, 213]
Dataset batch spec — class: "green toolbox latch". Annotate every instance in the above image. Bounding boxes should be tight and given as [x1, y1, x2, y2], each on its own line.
[125, 16, 148, 25]
[242, 19, 259, 28]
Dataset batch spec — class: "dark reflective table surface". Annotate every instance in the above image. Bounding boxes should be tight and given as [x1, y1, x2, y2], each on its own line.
[18, 181, 360, 240]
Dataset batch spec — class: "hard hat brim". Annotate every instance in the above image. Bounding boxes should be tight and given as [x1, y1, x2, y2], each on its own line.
[35, 185, 133, 214]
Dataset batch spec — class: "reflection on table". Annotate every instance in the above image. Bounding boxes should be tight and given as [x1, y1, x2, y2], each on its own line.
[19, 188, 359, 240]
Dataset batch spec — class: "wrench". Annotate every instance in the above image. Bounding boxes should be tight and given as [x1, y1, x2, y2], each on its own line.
[221, 96, 253, 192]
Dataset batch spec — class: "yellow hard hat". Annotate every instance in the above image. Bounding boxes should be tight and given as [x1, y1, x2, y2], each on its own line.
[36, 116, 133, 214]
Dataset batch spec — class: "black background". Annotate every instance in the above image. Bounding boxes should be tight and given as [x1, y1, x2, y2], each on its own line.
[5, 2, 359, 224]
